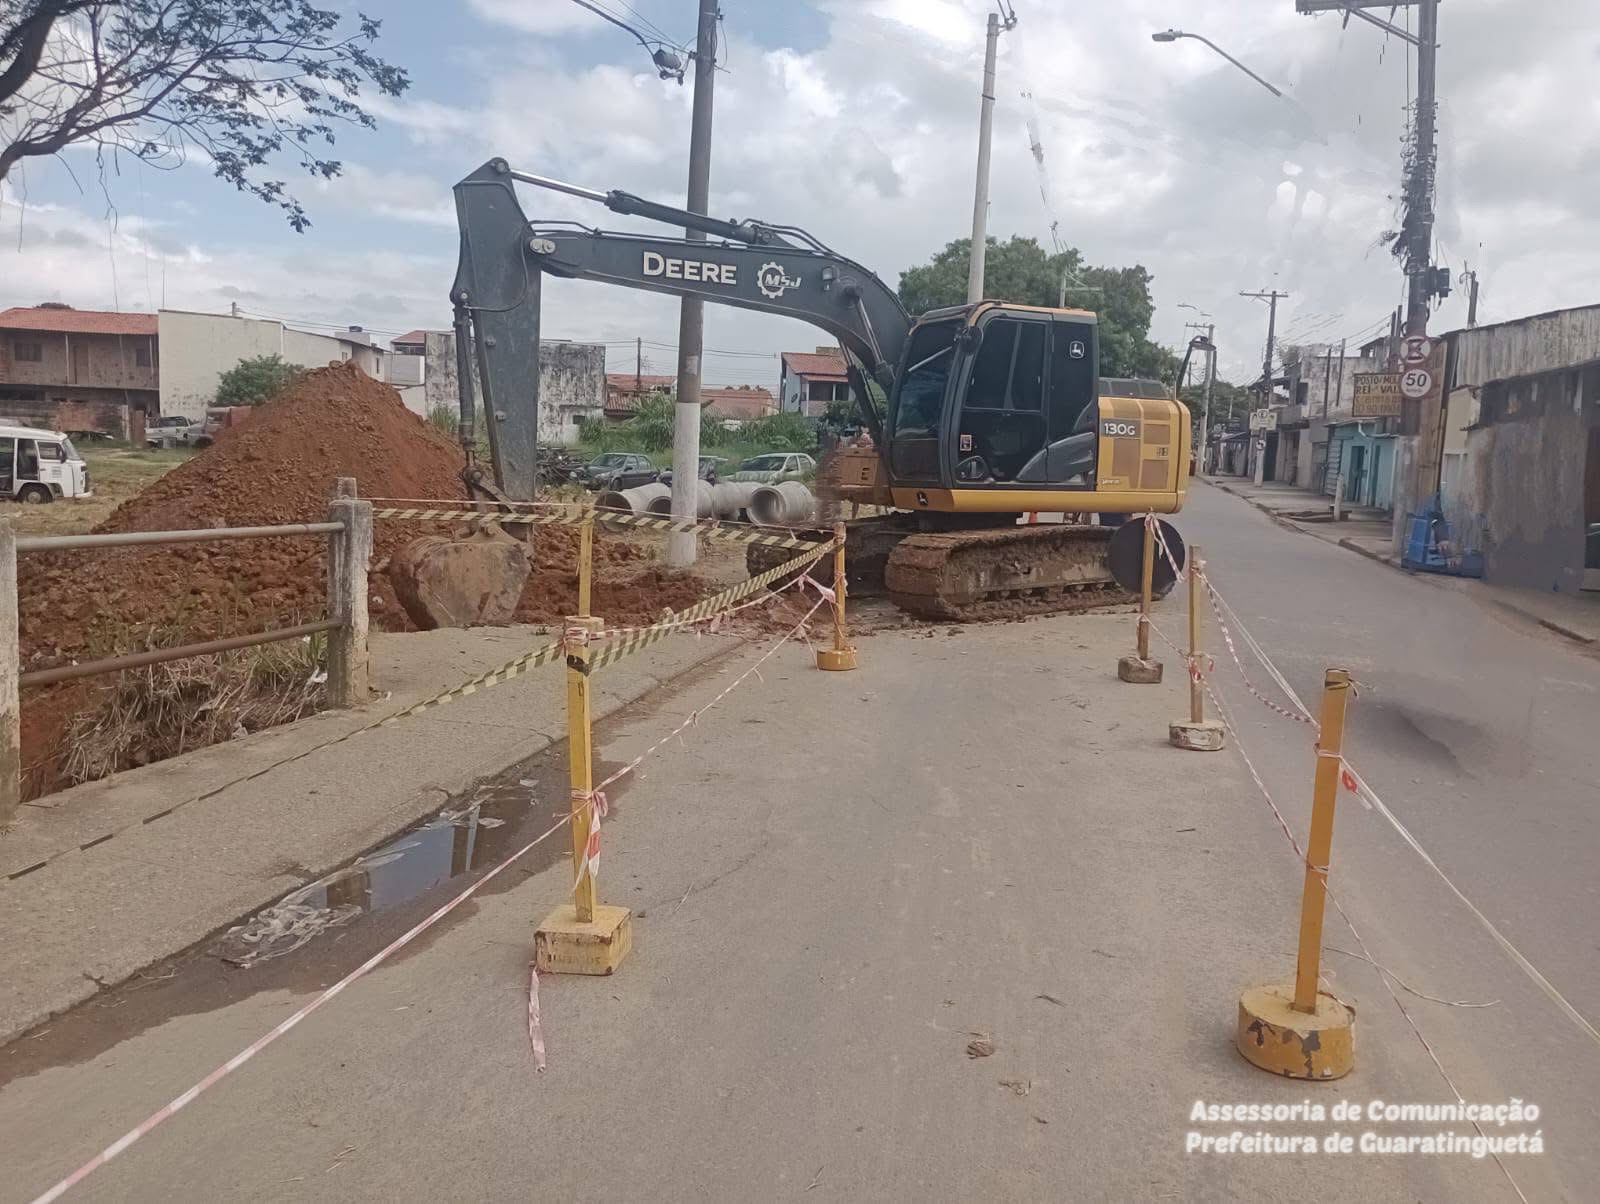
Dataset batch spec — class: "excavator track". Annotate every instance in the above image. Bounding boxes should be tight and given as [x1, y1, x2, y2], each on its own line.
[884, 525, 1132, 622]
[745, 513, 917, 596]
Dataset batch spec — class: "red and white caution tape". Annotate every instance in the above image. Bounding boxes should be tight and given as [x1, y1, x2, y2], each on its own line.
[30, 809, 577, 1204]
[1194, 562, 1600, 1056]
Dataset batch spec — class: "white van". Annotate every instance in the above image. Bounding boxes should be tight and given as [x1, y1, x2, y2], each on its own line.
[0, 424, 92, 503]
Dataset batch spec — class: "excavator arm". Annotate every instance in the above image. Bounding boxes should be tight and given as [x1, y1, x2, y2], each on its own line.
[450, 158, 912, 499]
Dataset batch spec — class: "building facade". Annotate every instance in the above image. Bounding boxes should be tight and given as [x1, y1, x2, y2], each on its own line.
[424, 333, 605, 445]
[780, 348, 849, 416]
[0, 305, 158, 436]
[1435, 303, 1600, 594]
[158, 310, 374, 419]
[702, 385, 775, 421]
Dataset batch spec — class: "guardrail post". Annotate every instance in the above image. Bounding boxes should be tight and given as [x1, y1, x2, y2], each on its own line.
[326, 478, 372, 708]
[0, 519, 19, 827]
[1118, 514, 1164, 683]
[1169, 545, 1224, 751]
[1236, 667, 1356, 1080]
[816, 522, 857, 672]
[535, 522, 631, 975]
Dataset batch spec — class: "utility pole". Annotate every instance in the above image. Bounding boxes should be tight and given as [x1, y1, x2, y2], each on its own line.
[1405, 0, 1439, 339]
[635, 336, 643, 394]
[1185, 321, 1216, 472]
[967, 3, 1017, 304]
[1240, 289, 1287, 485]
[669, 0, 719, 569]
[1464, 264, 1480, 327]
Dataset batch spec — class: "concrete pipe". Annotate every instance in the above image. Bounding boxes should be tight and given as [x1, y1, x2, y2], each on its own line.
[709, 482, 759, 520]
[645, 479, 714, 517]
[749, 480, 818, 527]
[597, 481, 669, 515]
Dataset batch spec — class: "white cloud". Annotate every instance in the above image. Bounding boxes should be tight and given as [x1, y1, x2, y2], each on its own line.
[4, 0, 1598, 389]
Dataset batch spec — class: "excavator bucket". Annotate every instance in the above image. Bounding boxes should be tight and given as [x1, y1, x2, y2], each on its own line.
[389, 528, 531, 630]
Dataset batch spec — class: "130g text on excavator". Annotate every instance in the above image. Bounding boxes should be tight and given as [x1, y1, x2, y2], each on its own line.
[447, 157, 1191, 622]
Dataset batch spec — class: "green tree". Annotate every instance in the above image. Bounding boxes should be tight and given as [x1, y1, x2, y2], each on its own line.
[896, 235, 1176, 380]
[215, 354, 302, 406]
[0, 1, 408, 230]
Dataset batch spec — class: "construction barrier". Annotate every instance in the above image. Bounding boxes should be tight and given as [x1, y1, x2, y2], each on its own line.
[1116, 514, 1163, 684]
[28, 493, 852, 1201]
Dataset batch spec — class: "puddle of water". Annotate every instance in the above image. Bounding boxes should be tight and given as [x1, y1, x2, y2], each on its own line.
[209, 782, 541, 967]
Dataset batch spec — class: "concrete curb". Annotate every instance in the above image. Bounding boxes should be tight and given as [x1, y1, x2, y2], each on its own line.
[0, 635, 735, 1048]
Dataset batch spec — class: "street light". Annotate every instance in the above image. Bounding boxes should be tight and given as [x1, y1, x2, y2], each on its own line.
[1151, 29, 1284, 98]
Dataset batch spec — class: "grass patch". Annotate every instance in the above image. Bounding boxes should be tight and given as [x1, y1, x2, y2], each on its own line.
[60, 630, 327, 786]
[0, 444, 196, 536]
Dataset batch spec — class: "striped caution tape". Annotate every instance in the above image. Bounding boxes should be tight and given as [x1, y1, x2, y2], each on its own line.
[589, 537, 837, 672]
[373, 635, 569, 726]
[369, 505, 829, 551]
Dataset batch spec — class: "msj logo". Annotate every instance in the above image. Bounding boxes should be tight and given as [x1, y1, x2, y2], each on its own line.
[757, 262, 802, 299]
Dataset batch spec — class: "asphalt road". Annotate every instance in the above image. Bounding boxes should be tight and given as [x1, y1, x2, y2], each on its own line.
[1, 490, 1593, 1201]
[1179, 479, 1600, 1202]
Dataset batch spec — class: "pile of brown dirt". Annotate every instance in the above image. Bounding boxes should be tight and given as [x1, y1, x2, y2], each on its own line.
[15, 362, 717, 795]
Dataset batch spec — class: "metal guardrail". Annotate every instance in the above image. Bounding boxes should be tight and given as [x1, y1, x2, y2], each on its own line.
[19, 619, 343, 689]
[0, 480, 375, 826]
[15, 521, 345, 554]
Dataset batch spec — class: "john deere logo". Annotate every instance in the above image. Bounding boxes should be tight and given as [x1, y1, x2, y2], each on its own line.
[757, 262, 802, 299]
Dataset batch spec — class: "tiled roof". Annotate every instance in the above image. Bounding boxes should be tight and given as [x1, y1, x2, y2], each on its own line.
[781, 350, 848, 381]
[0, 306, 157, 336]
[393, 329, 439, 347]
[606, 373, 677, 391]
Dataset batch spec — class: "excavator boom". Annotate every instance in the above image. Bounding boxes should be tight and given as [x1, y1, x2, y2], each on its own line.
[451, 158, 909, 498]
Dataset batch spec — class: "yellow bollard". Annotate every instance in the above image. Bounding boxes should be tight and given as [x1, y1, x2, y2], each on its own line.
[534, 516, 632, 975]
[1236, 668, 1355, 1079]
[1169, 545, 1224, 751]
[816, 522, 857, 672]
[1117, 515, 1164, 683]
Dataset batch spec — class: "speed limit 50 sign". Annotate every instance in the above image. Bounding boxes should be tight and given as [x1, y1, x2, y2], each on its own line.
[1400, 367, 1434, 400]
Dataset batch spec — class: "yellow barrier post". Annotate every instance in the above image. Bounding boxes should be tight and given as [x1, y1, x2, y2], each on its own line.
[816, 522, 857, 672]
[1169, 545, 1224, 751]
[1236, 667, 1355, 1080]
[1117, 515, 1164, 683]
[534, 516, 632, 975]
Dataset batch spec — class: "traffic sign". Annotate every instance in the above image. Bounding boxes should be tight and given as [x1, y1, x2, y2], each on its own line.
[1400, 367, 1433, 400]
[1401, 335, 1433, 365]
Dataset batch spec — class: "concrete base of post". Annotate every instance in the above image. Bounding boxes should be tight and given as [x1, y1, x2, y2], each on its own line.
[1236, 983, 1354, 1081]
[534, 903, 633, 975]
[816, 646, 857, 672]
[1169, 719, 1226, 751]
[1117, 655, 1163, 684]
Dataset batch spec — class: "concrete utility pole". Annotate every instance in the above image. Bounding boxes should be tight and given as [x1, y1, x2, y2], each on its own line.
[1464, 265, 1480, 327]
[1405, 0, 1439, 339]
[669, 0, 719, 569]
[966, 3, 1017, 304]
[1240, 289, 1287, 484]
[1184, 321, 1216, 471]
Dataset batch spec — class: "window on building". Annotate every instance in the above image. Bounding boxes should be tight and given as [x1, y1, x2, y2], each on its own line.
[134, 342, 152, 368]
[14, 340, 42, 363]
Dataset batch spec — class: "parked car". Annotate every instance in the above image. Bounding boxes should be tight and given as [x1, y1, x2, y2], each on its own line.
[0, 424, 92, 502]
[575, 452, 660, 490]
[727, 452, 816, 483]
[659, 455, 728, 487]
[146, 415, 191, 447]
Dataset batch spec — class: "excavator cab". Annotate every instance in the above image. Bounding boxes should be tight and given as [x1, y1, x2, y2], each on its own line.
[873, 302, 1188, 520]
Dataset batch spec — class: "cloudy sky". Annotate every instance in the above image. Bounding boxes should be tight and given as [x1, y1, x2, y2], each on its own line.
[2, 0, 1595, 388]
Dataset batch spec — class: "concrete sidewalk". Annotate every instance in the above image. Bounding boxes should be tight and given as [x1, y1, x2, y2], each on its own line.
[1207, 477, 1600, 646]
[0, 622, 737, 1046]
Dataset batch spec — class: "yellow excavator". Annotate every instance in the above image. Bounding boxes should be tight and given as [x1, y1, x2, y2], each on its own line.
[444, 158, 1190, 621]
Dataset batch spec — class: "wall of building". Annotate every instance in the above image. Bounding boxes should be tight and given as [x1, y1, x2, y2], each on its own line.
[0, 330, 157, 393]
[424, 334, 604, 446]
[1448, 362, 1600, 594]
[1452, 304, 1600, 388]
[160, 310, 349, 419]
